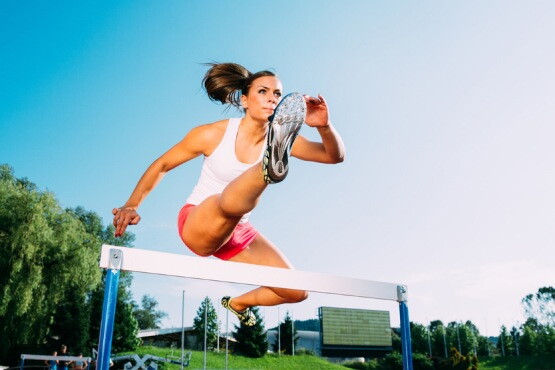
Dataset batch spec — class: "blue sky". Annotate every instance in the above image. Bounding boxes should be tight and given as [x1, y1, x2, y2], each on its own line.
[2, 1, 554, 336]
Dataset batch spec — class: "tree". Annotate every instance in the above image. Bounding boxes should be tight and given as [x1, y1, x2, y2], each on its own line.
[272, 311, 298, 355]
[443, 321, 478, 356]
[133, 295, 168, 330]
[410, 322, 430, 355]
[233, 307, 268, 358]
[497, 325, 513, 356]
[429, 320, 448, 358]
[0, 166, 102, 362]
[522, 286, 555, 326]
[71, 207, 140, 352]
[476, 335, 492, 357]
[192, 297, 219, 350]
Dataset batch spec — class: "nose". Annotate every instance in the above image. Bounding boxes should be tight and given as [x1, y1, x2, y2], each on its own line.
[268, 94, 277, 104]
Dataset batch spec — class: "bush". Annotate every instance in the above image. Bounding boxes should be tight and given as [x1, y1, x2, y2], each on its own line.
[344, 352, 433, 370]
[412, 353, 434, 370]
[294, 348, 316, 356]
[343, 361, 368, 370]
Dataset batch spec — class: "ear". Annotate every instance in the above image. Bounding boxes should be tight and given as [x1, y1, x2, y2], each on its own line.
[240, 94, 248, 110]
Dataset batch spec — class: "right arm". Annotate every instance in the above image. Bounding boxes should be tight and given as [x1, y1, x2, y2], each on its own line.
[112, 123, 220, 237]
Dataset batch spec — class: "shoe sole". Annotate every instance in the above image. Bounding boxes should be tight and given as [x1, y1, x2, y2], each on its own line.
[263, 93, 307, 184]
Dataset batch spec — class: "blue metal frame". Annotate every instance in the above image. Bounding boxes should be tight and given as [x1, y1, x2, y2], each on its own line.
[97, 249, 122, 370]
[399, 301, 413, 370]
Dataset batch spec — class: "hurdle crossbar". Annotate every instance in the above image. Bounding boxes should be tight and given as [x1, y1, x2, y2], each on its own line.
[97, 245, 413, 370]
[100, 245, 401, 301]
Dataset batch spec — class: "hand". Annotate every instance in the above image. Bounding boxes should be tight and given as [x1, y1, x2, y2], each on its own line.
[112, 206, 141, 237]
[304, 94, 329, 128]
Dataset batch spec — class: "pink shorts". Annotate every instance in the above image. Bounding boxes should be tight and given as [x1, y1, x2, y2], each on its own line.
[177, 203, 258, 260]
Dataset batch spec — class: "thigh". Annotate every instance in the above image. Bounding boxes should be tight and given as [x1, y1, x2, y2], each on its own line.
[229, 232, 295, 268]
[182, 194, 242, 255]
[230, 233, 305, 299]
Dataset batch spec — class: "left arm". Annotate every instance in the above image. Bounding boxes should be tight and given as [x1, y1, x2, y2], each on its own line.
[291, 94, 346, 163]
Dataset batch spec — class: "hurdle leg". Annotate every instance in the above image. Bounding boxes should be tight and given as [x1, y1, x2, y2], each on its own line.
[398, 285, 413, 370]
[97, 249, 123, 370]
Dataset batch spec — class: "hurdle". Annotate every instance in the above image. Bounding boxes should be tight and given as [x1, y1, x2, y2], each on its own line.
[97, 245, 413, 369]
[20, 354, 92, 370]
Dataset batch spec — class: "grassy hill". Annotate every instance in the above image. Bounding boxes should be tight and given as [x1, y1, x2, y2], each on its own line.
[120, 346, 348, 369]
[479, 355, 555, 370]
[120, 347, 555, 369]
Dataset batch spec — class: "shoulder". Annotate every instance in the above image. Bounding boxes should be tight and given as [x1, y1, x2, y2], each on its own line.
[185, 119, 230, 155]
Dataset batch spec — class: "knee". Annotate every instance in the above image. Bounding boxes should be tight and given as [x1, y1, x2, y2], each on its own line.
[288, 290, 309, 304]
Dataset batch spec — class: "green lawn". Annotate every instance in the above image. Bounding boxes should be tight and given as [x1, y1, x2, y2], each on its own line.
[122, 347, 555, 369]
[120, 346, 349, 369]
[479, 355, 555, 370]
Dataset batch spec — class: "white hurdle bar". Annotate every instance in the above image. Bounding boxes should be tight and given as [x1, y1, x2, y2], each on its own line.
[97, 245, 413, 369]
[20, 354, 92, 370]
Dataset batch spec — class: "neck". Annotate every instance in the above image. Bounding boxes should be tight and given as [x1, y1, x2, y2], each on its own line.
[240, 114, 268, 142]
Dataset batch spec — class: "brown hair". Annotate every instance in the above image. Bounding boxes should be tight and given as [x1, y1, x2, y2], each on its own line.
[203, 63, 276, 108]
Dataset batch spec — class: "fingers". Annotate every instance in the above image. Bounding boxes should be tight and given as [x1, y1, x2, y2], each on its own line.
[130, 214, 141, 225]
[317, 94, 328, 106]
[112, 207, 140, 237]
[303, 94, 322, 105]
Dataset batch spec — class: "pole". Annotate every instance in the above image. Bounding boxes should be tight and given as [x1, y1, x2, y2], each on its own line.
[225, 308, 229, 370]
[427, 327, 432, 357]
[397, 286, 413, 370]
[181, 290, 185, 370]
[217, 304, 220, 353]
[499, 320, 505, 356]
[278, 306, 281, 355]
[442, 325, 448, 358]
[203, 297, 208, 370]
[456, 323, 461, 353]
[292, 309, 295, 356]
[399, 301, 413, 370]
[513, 324, 520, 356]
[97, 250, 122, 370]
[485, 319, 491, 357]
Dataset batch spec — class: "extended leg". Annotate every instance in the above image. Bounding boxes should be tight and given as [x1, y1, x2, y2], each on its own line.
[227, 233, 308, 311]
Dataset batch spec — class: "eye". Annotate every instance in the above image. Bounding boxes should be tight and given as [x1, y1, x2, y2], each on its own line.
[258, 88, 266, 94]
[275, 91, 282, 98]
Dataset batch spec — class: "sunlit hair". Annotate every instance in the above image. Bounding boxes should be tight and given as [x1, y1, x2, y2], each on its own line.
[203, 63, 276, 109]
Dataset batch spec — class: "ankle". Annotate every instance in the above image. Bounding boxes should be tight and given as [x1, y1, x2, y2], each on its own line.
[230, 299, 247, 312]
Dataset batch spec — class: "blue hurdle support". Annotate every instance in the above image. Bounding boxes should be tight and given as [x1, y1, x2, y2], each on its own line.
[97, 249, 122, 370]
[398, 286, 413, 370]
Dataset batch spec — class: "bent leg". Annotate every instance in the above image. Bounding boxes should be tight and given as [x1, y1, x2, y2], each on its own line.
[182, 163, 267, 256]
[226, 233, 309, 311]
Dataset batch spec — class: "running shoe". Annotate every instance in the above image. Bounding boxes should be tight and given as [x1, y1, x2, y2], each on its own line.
[262, 92, 307, 184]
[221, 296, 256, 326]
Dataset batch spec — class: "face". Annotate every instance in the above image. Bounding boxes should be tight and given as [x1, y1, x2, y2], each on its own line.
[241, 76, 283, 122]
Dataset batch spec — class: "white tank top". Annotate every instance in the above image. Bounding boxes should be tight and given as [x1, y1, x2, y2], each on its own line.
[186, 118, 265, 223]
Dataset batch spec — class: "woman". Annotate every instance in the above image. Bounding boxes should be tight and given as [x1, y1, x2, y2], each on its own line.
[112, 63, 345, 325]
[45, 351, 58, 370]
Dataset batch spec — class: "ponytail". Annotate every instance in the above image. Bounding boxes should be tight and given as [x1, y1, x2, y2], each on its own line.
[203, 63, 276, 108]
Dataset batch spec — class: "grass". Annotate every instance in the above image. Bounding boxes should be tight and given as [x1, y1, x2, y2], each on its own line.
[120, 345, 349, 369]
[122, 347, 555, 369]
[479, 355, 555, 370]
